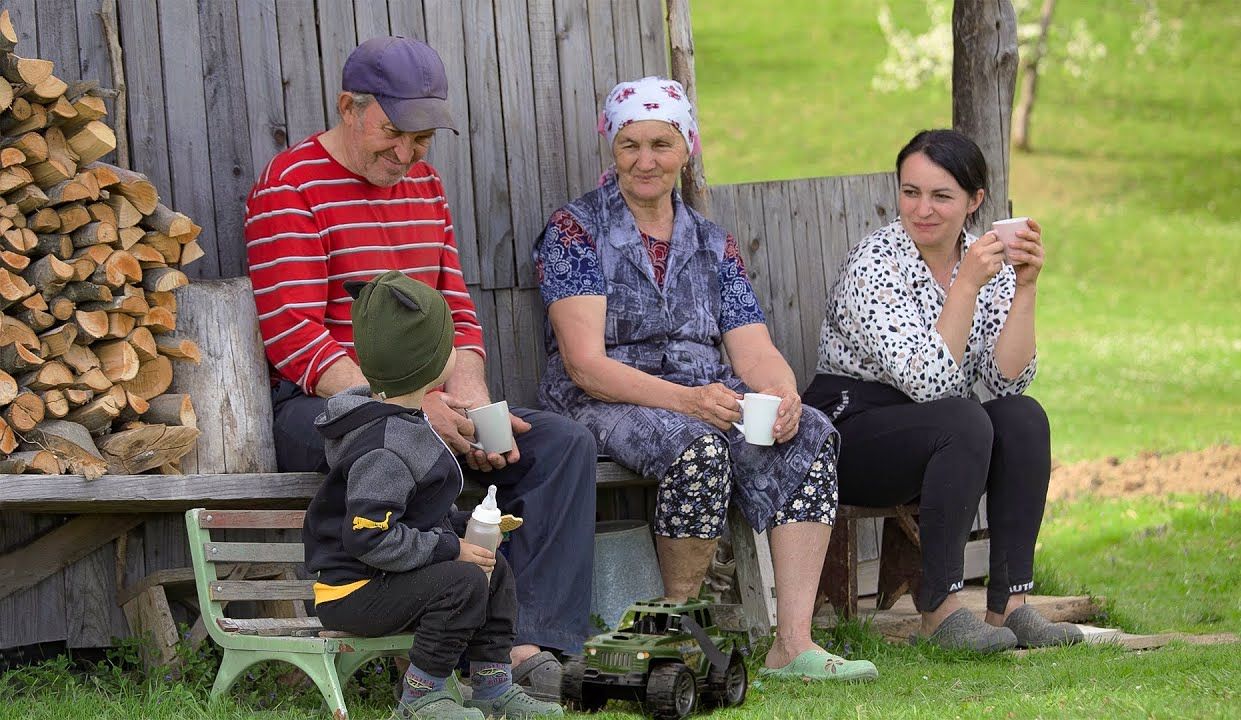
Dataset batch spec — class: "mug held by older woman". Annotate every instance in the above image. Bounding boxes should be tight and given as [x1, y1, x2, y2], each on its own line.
[804, 128, 1080, 654]
[534, 76, 877, 682]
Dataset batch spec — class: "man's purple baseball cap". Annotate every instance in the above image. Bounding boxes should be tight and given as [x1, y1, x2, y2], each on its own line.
[342, 37, 459, 135]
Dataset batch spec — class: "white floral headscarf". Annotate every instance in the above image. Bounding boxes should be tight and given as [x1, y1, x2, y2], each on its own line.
[598, 76, 701, 156]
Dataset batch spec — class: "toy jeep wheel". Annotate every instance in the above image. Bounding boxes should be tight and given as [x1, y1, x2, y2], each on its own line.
[645, 662, 697, 720]
[706, 651, 747, 707]
[560, 657, 606, 713]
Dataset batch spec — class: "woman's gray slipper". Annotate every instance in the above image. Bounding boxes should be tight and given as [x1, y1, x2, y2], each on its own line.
[912, 607, 1017, 654]
[1004, 605, 1085, 648]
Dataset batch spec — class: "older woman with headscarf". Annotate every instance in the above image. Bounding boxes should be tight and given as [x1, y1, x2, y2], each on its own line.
[533, 77, 877, 682]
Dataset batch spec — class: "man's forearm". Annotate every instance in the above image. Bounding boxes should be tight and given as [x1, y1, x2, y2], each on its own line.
[315, 357, 369, 398]
[443, 349, 491, 408]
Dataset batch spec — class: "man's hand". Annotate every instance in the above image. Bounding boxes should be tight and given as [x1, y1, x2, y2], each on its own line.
[462, 412, 531, 472]
[422, 392, 476, 454]
[456, 541, 496, 571]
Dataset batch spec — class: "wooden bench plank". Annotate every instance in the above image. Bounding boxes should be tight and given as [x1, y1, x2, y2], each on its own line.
[0, 473, 325, 512]
[202, 541, 304, 564]
[218, 616, 324, 636]
[208, 579, 314, 602]
[116, 561, 295, 606]
[0, 462, 650, 512]
[198, 510, 307, 530]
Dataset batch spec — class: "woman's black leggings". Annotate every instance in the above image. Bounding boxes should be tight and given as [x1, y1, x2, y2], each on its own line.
[808, 384, 1051, 614]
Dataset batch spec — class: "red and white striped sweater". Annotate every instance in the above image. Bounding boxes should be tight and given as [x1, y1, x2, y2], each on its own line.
[244, 134, 483, 395]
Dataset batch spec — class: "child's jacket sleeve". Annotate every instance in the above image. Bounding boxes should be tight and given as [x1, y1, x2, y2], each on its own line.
[341, 447, 460, 571]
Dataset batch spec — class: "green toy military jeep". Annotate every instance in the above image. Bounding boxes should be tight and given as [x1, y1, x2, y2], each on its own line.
[561, 598, 749, 720]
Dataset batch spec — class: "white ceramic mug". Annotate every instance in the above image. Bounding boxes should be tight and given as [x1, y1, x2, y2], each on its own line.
[991, 217, 1030, 265]
[731, 393, 781, 446]
[467, 400, 514, 454]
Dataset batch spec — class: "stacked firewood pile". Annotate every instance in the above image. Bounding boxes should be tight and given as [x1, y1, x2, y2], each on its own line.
[0, 11, 201, 478]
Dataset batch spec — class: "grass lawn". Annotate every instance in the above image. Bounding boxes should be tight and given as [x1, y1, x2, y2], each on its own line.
[694, 0, 1241, 462]
[4, 495, 1238, 719]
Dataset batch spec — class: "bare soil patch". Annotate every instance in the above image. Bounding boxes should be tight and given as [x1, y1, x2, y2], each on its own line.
[1049, 445, 1240, 502]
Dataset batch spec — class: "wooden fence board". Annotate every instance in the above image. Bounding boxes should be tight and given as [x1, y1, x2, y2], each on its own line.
[496, 288, 544, 407]
[471, 285, 504, 399]
[587, 0, 617, 165]
[868, 171, 900, 236]
[158, 0, 218, 278]
[424, 0, 480, 284]
[528, 0, 568, 223]
[463, 0, 514, 290]
[788, 180, 828, 385]
[732, 183, 772, 315]
[387, 0, 426, 40]
[554, 0, 601, 199]
[840, 173, 875, 250]
[709, 183, 738, 235]
[75, 0, 119, 144]
[36, 0, 79, 82]
[814, 175, 851, 292]
[3, 0, 36, 52]
[637, 0, 667, 76]
[759, 183, 805, 384]
[275, 0, 327, 144]
[65, 541, 129, 647]
[611, 0, 646, 81]
[314, 0, 357, 129]
[199, 0, 254, 278]
[237, 0, 287, 179]
[0, 512, 66, 648]
[495, 0, 544, 288]
[118, 0, 172, 193]
[144, 515, 190, 585]
[353, 0, 390, 41]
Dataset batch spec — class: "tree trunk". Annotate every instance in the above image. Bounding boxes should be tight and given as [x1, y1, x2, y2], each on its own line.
[667, 0, 711, 217]
[1013, 0, 1056, 152]
[952, 0, 1019, 231]
[169, 278, 277, 474]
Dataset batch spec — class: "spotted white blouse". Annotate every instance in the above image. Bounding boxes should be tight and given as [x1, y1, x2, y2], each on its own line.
[816, 219, 1036, 403]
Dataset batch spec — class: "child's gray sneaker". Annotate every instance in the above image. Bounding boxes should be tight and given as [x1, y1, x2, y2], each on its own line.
[394, 688, 485, 720]
[465, 685, 565, 719]
[1004, 605, 1085, 648]
[913, 607, 1017, 654]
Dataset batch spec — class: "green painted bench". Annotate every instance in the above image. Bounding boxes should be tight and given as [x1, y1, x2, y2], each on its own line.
[185, 507, 411, 720]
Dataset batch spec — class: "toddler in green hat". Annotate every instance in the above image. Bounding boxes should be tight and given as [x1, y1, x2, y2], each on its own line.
[302, 271, 563, 720]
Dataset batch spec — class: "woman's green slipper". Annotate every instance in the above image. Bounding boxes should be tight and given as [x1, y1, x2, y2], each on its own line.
[758, 649, 879, 682]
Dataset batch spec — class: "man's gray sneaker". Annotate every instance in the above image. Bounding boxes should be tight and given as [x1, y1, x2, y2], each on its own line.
[511, 651, 562, 702]
[913, 607, 1018, 654]
[1004, 604, 1085, 648]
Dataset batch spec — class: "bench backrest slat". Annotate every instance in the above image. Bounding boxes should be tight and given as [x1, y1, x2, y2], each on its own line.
[202, 541, 305, 564]
[208, 579, 316, 602]
[197, 509, 307, 529]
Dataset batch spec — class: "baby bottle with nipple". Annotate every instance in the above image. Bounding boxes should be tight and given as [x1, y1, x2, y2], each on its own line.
[464, 484, 503, 579]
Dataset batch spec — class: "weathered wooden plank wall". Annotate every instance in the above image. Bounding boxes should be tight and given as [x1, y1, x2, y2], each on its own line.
[1, 0, 975, 649]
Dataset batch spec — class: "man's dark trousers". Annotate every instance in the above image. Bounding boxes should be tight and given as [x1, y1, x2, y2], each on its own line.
[272, 381, 596, 653]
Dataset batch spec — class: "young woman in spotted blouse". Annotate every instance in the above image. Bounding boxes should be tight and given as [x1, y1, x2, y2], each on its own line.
[804, 129, 1083, 653]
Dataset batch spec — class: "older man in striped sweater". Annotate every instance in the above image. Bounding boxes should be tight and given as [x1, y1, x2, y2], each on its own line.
[244, 37, 595, 700]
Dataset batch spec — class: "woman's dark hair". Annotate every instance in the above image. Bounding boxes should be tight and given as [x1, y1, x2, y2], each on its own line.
[896, 129, 988, 222]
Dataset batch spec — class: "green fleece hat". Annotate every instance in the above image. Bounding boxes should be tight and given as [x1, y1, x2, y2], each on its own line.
[344, 271, 453, 398]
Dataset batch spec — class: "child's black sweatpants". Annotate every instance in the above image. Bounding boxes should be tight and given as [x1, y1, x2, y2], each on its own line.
[316, 554, 516, 676]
